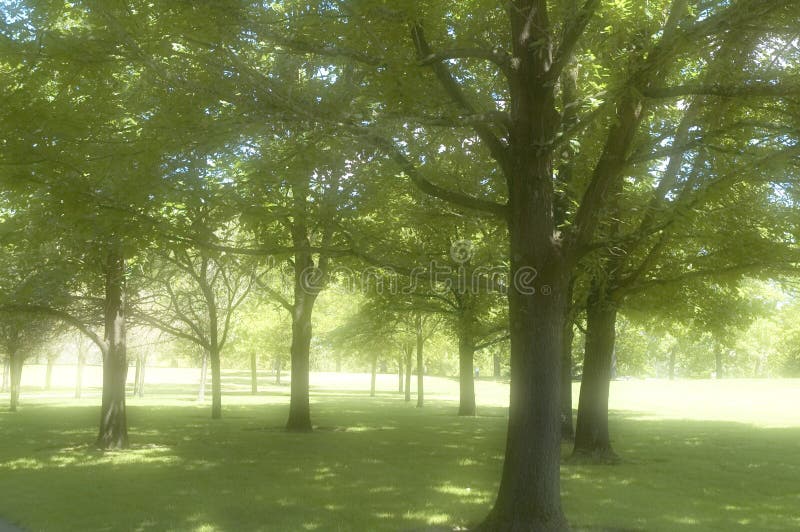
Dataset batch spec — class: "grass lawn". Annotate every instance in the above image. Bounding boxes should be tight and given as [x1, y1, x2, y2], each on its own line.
[1, 367, 799, 531]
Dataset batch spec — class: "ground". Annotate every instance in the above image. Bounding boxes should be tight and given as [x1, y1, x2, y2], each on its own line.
[1, 366, 799, 531]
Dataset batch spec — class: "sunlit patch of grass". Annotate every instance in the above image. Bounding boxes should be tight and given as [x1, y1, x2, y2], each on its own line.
[0, 369, 799, 530]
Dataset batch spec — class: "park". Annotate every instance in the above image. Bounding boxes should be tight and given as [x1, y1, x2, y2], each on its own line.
[1, 1, 800, 530]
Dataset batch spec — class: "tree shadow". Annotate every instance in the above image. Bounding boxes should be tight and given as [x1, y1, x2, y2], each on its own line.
[1, 399, 798, 530]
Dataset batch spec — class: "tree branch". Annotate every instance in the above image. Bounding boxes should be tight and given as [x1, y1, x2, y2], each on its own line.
[549, 0, 601, 83]
[410, 23, 513, 177]
[366, 133, 509, 218]
[644, 82, 800, 100]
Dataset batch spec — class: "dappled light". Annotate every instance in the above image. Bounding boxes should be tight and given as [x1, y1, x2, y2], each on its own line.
[1, 373, 799, 530]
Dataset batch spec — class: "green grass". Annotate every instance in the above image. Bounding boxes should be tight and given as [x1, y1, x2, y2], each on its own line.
[1, 368, 799, 531]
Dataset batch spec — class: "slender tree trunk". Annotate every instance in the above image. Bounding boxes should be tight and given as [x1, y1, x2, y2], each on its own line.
[457, 327, 476, 416]
[561, 315, 575, 441]
[397, 357, 404, 394]
[199, 350, 208, 401]
[335, 358, 342, 372]
[75, 351, 86, 399]
[370, 353, 378, 397]
[403, 346, 412, 402]
[136, 354, 145, 398]
[250, 351, 258, 394]
[96, 248, 129, 449]
[415, 314, 424, 408]
[9, 352, 23, 412]
[2, 357, 10, 393]
[45, 357, 54, 390]
[669, 348, 677, 380]
[274, 356, 281, 385]
[209, 345, 222, 420]
[492, 350, 501, 380]
[715, 345, 724, 378]
[572, 286, 618, 462]
[133, 355, 142, 397]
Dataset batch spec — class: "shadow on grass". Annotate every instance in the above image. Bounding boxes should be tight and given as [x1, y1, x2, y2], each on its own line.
[0, 398, 506, 531]
[1, 397, 799, 531]
[560, 411, 800, 531]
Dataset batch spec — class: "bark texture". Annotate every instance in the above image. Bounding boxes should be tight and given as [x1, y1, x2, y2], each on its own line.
[96, 248, 129, 449]
[572, 285, 618, 462]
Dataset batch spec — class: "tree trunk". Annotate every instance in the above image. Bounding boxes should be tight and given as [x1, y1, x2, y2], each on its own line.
[561, 316, 575, 441]
[492, 350, 501, 380]
[335, 358, 342, 372]
[669, 348, 677, 380]
[397, 357, 404, 394]
[457, 326, 476, 417]
[415, 314, 424, 408]
[199, 350, 208, 401]
[715, 345, 724, 378]
[403, 346, 412, 403]
[286, 290, 316, 432]
[370, 353, 378, 397]
[210, 346, 222, 420]
[75, 351, 86, 399]
[481, 266, 570, 530]
[96, 248, 129, 450]
[572, 286, 618, 462]
[133, 356, 142, 397]
[9, 352, 23, 412]
[136, 354, 145, 398]
[274, 356, 281, 385]
[45, 357, 54, 390]
[479, 52, 569, 524]
[250, 351, 258, 394]
[2, 357, 10, 393]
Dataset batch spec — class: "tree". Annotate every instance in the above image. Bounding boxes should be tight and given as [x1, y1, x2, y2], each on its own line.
[136, 237, 254, 419]
[281, 1, 800, 526]
[0, 314, 53, 411]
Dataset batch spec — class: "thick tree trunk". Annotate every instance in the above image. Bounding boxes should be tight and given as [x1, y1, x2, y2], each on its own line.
[250, 351, 258, 394]
[561, 317, 575, 441]
[457, 330, 476, 416]
[210, 346, 222, 419]
[75, 351, 86, 399]
[481, 268, 569, 530]
[96, 248, 129, 450]
[9, 352, 23, 412]
[286, 290, 316, 432]
[403, 346, 412, 402]
[198, 350, 208, 401]
[370, 353, 378, 397]
[415, 315, 424, 408]
[572, 286, 618, 462]
[479, 39, 568, 523]
[397, 357, 404, 394]
[45, 357, 54, 390]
